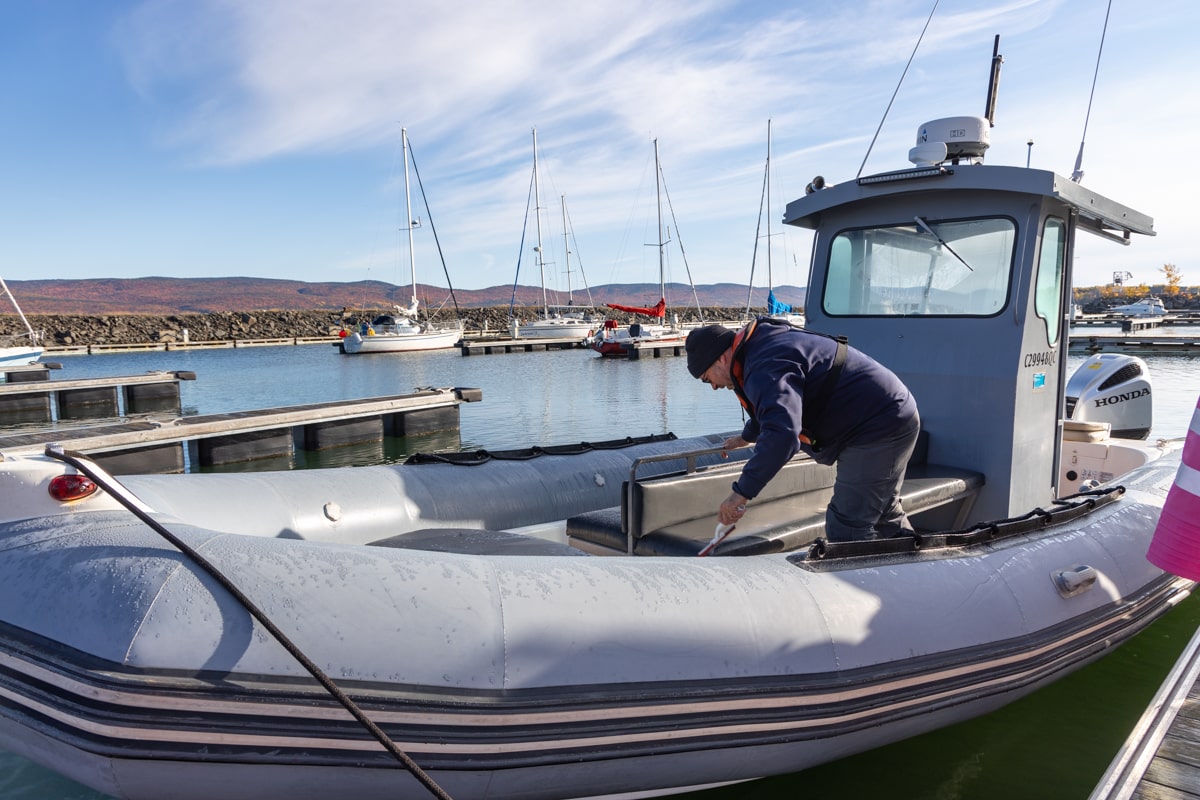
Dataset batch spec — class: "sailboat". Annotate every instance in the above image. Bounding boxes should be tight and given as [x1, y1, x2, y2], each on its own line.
[340, 128, 463, 355]
[515, 128, 597, 340]
[746, 120, 804, 326]
[588, 138, 688, 357]
[0, 275, 43, 368]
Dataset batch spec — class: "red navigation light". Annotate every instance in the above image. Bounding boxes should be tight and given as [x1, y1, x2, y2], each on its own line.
[48, 474, 99, 502]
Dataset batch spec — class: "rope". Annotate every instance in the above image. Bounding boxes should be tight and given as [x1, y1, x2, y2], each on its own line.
[407, 139, 461, 320]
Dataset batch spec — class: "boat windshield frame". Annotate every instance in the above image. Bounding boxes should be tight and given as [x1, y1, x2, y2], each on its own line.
[821, 214, 1016, 317]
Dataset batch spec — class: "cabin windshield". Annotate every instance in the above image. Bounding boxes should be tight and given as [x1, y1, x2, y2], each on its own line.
[823, 217, 1015, 316]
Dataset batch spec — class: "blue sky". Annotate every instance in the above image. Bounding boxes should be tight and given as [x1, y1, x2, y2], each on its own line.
[2, 0, 1195, 296]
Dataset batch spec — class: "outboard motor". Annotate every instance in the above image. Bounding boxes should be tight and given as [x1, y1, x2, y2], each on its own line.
[1065, 354, 1153, 440]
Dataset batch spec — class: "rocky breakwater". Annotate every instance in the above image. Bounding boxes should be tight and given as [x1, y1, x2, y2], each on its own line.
[2, 311, 348, 347]
[0, 307, 753, 347]
[1, 306, 755, 348]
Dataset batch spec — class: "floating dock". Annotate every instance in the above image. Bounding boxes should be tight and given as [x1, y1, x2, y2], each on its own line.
[1069, 334, 1200, 355]
[458, 335, 689, 359]
[0, 370, 196, 424]
[46, 336, 340, 356]
[1072, 314, 1200, 328]
[623, 339, 686, 359]
[0, 387, 482, 474]
[1, 362, 63, 383]
[1091, 623, 1200, 799]
[1121, 318, 1164, 333]
[459, 335, 586, 355]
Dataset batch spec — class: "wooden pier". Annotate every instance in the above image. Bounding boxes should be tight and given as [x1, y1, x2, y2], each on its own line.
[1090, 622, 1200, 799]
[0, 370, 196, 424]
[0, 387, 482, 474]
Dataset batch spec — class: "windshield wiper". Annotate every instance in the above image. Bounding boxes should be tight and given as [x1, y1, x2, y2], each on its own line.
[914, 216, 974, 272]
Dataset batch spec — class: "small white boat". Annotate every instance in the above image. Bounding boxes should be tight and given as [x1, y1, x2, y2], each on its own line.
[0, 274, 43, 368]
[340, 128, 462, 355]
[0, 68, 1188, 800]
[1109, 296, 1167, 317]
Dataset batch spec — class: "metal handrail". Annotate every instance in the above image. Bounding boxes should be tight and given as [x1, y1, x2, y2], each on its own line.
[624, 445, 737, 554]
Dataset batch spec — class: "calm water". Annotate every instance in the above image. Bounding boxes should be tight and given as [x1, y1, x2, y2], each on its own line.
[1, 342, 1197, 799]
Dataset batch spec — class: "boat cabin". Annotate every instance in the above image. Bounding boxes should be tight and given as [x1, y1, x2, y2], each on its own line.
[567, 116, 1155, 556]
[787, 118, 1153, 522]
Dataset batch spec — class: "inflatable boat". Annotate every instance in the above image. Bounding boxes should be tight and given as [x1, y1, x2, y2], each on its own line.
[0, 108, 1186, 800]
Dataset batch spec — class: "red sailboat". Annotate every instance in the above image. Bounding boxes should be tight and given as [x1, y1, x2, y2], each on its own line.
[588, 141, 689, 357]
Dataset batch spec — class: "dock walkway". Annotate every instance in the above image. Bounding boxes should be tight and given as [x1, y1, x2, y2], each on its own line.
[0, 370, 196, 423]
[0, 387, 481, 474]
[1091, 622, 1200, 799]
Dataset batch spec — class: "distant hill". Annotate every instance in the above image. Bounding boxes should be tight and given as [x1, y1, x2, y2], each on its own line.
[4, 277, 807, 315]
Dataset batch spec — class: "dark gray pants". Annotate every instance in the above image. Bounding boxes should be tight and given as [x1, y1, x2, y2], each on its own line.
[824, 412, 921, 542]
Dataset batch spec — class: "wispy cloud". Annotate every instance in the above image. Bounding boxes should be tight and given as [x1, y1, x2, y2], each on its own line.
[96, 0, 1200, 289]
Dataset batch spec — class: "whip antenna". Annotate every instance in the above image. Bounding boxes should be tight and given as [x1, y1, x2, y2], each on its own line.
[856, 0, 941, 179]
[1071, 0, 1114, 183]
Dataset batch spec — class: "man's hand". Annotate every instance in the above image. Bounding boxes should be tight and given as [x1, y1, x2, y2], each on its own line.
[721, 435, 749, 455]
[718, 491, 748, 525]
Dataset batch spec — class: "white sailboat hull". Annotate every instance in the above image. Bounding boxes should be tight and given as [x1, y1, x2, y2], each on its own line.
[340, 325, 462, 353]
[0, 345, 42, 368]
[517, 317, 595, 339]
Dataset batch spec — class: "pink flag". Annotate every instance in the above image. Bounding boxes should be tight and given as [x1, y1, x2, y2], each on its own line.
[1147, 395, 1200, 581]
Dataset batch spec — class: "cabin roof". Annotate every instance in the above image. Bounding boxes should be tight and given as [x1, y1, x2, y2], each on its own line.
[783, 164, 1154, 245]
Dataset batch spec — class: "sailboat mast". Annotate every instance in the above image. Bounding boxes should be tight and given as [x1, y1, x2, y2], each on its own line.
[560, 195, 573, 303]
[654, 138, 666, 304]
[402, 128, 418, 309]
[532, 128, 548, 317]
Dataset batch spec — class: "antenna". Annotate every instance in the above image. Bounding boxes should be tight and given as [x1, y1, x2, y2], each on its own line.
[983, 35, 1003, 126]
[1071, 0, 1114, 183]
[856, 0, 941, 179]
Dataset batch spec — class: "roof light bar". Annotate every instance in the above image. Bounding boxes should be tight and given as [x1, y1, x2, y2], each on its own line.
[858, 166, 953, 186]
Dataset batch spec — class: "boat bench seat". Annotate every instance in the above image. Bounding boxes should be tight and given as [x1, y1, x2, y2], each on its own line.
[566, 455, 984, 557]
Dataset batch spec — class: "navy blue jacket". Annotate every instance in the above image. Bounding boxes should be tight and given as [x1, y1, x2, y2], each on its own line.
[730, 319, 917, 499]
